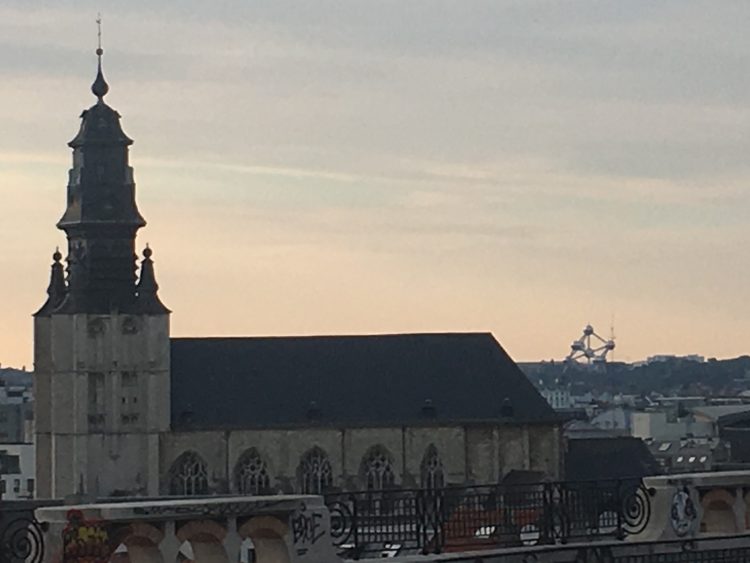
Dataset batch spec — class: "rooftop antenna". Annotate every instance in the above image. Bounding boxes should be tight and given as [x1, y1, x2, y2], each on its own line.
[610, 313, 616, 361]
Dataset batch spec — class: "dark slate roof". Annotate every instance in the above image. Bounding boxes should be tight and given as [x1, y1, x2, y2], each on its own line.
[565, 437, 661, 481]
[170, 333, 558, 431]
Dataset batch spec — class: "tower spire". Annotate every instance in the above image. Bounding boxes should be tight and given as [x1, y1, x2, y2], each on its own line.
[56, 30, 146, 314]
[91, 14, 109, 101]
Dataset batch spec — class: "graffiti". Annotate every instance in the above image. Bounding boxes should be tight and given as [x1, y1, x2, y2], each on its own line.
[670, 487, 697, 537]
[292, 505, 325, 547]
[62, 509, 112, 563]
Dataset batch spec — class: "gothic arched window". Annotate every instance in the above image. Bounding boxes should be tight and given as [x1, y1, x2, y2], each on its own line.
[420, 445, 445, 490]
[169, 451, 209, 496]
[361, 446, 396, 490]
[235, 448, 270, 495]
[298, 447, 333, 494]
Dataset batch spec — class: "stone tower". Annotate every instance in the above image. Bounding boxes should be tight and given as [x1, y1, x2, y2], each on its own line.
[34, 47, 170, 499]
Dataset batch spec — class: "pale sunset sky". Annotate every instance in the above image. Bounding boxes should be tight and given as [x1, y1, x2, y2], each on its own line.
[2, 1, 750, 368]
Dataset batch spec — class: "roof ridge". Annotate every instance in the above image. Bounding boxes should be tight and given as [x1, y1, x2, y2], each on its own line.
[171, 332, 494, 341]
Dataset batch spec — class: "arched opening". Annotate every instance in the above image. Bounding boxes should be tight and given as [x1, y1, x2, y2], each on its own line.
[176, 521, 229, 563]
[360, 446, 396, 490]
[238, 515, 291, 563]
[169, 451, 209, 496]
[420, 445, 444, 490]
[234, 448, 271, 495]
[703, 500, 736, 533]
[701, 489, 737, 534]
[112, 523, 165, 563]
[297, 447, 333, 494]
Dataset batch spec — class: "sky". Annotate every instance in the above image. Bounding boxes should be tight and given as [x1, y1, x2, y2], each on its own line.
[2, 1, 750, 368]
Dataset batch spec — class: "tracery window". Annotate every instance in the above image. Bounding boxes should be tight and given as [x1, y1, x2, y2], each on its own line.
[169, 451, 209, 496]
[420, 445, 445, 490]
[235, 448, 270, 495]
[298, 447, 333, 494]
[361, 446, 396, 490]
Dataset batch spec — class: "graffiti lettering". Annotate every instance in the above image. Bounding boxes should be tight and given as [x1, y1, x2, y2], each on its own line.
[292, 509, 325, 546]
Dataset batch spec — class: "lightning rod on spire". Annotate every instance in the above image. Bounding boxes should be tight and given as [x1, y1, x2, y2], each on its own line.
[96, 13, 103, 57]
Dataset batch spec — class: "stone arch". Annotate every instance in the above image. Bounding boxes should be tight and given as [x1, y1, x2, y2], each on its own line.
[297, 446, 334, 494]
[176, 520, 229, 563]
[420, 444, 445, 490]
[701, 488, 737, 534]
[169, 451, 209, 496]
[234, 448, 271, 495]
[238, 515, 291, 563]
[111, 523, 164, 563]
[360, 445, 396, 490]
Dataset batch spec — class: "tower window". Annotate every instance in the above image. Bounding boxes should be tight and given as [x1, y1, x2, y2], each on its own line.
[121, 371, 139, 424]
[88, 372, 105, 430]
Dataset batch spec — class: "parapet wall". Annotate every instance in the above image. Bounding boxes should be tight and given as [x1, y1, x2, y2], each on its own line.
[637, 470, 750, 541]
[36, 495, 340, 563]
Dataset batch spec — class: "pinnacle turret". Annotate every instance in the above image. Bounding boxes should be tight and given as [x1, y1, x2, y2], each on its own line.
[135, 246, 170, 314]
[34, 249, 67, 316]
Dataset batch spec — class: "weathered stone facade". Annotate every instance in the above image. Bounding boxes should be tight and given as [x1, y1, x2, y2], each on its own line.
[34, 312, 170, 498]
[159, 424, 562, 496]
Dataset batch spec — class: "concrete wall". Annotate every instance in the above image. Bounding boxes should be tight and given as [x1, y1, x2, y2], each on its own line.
[37, 495, 339, 563]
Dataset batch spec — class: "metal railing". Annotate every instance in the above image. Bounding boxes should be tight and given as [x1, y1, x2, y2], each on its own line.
[325, 478, 654, 559]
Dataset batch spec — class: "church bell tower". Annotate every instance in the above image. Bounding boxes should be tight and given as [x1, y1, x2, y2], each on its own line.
[34, 37, 170, 499]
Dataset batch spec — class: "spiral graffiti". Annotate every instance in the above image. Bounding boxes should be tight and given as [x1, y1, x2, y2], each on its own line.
[327, 500, 354, 546]
[621, 483, 653, 536]
[0, 516, 46, 563]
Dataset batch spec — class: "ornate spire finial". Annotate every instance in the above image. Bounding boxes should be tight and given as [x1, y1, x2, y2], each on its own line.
[91, 13, 109, 100]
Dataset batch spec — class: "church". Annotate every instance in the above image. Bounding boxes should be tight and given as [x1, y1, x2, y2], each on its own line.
[33, 50, 562, 500]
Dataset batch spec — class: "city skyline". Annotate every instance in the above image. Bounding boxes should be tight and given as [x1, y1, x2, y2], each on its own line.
[3, 1, 750, 367]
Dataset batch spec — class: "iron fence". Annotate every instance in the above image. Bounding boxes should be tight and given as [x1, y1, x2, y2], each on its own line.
[325, 478, 654, 559]
[613, 549, 750, 563]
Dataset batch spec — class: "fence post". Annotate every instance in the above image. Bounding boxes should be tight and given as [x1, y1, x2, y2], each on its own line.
[351, 493, 360, 560]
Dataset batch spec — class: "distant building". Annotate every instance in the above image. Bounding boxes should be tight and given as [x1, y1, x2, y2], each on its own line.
[646, 355, 705, 365]
[540, 388, 572, 410]
[0, 403, 33, 443]
[562, 420, 660, 480]
[632, 411, 713, 442]
[590, 406, 631, 435]
[645, 437, 727, 474]
[0, 443, 35, 500]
